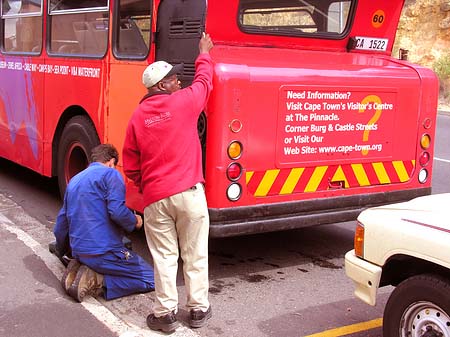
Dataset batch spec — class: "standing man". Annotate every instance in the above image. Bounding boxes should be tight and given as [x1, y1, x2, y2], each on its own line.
[123, 33, 214, 332]
[54, 144, 155, 302]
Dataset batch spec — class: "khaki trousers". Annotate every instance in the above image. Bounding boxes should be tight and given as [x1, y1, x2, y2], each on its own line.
[144, 183, 210, 316]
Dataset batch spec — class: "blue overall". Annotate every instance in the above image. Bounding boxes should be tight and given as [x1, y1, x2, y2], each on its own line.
[54, 162, 154, 300]
[78, 249, 154, 300]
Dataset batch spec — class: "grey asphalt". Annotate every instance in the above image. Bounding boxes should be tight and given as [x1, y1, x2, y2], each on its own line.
[0, 210, 117, 337]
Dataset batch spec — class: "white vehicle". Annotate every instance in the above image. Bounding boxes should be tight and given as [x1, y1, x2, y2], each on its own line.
[345, 193, 450, 337]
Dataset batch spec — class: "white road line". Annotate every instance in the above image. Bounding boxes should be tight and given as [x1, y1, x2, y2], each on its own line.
[0, 212, 196, 337]
[435, 157, 450, 163]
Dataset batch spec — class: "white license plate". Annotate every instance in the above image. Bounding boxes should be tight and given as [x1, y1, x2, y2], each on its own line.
[353, 37, 388, 52]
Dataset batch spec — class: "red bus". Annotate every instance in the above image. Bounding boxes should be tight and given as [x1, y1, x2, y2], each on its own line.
[0, 0, 438, 237]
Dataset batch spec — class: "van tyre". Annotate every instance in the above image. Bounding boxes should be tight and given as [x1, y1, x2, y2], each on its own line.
[383, 274, 450, 337]
[57, 116, 99, 197]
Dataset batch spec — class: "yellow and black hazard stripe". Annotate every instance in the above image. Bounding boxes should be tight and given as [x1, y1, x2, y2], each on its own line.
[246, 160, 415, 197]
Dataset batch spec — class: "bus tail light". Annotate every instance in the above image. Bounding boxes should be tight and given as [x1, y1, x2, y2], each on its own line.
[227, 162, 242, 181]
[423, 118, 432, 129]
[417, 132, 431, 183]
[227, 141, 243, 160]
[420, 134, 431, 150]
[419, 152, 430, 166]
[226, 140, 244, 201]
[229, 119, 243, 133]
[227, 183, 242, 201]
[354, 221, 365, 258]
[418, 169, 428, 184]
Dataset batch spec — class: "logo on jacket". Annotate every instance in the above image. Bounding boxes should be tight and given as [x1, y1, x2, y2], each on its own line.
[144, 111, 171, 127]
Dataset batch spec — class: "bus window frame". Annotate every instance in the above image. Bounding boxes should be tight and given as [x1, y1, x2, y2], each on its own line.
[48, 6, 109, 15]
[48, 0, 109, 15]
[111, 0, 152, 61]
[237, 0, 357, 40]
[1, 0, 43, 54]
[47, 0, 109, 59]
[1, 0, 43, 17]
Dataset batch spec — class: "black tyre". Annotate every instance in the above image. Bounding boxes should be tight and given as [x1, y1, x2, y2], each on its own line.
[198, 112, 207, 172]
[383, 274, 450, 337]
[57, 116, 100, 197]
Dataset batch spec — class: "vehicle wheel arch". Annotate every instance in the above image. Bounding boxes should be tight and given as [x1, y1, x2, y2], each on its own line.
[381, 254, 450, 287]
[51, 106, 101, 197]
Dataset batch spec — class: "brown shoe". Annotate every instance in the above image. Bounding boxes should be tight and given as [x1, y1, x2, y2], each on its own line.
[189, 306, 212, 328]
[61, 259, 81, 292]
[146, 312, 179, 333]
[68, 265, 104, 302]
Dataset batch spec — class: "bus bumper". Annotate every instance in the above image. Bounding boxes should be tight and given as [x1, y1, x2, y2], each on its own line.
[208, 187, 430, 237]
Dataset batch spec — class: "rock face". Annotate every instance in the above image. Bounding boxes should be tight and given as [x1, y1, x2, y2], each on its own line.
[395, 0, 450, 105]
[395, 0, 450, 66]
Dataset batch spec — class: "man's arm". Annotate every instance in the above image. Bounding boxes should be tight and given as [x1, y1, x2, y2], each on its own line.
[53, 196, 71, 254]
[123, 121, 142, 189]
[182, 33, 214, 115]
[105, 169, 139, 233]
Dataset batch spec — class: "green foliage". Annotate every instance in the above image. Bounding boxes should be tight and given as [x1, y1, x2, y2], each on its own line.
[433, 54, 450, 80]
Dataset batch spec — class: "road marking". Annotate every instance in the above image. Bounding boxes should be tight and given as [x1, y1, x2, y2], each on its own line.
[435, 157, 450, 163]
[304, 318, 382, 337]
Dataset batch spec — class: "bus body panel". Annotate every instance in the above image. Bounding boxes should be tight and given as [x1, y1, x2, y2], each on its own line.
[0, 55, 44, 173]
[205, 46, 432, 204]
[107, 60, 148, 159]
[43, 58, 107, 139]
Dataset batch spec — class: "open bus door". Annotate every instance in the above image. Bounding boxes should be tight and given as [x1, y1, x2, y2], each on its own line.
[155, 0, 206, 88]
[155, 0, 208, 167]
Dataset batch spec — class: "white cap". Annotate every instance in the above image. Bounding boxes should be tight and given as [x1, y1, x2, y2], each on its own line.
[142, 61, 183, 88]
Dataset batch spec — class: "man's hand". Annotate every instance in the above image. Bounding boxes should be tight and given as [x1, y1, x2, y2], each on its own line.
[199, 32, 213, 54]
[135, 214, 143, 230]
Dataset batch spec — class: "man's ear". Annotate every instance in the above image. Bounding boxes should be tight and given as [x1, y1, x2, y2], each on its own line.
[107, 158, 115, 168]
[157, 81, 165, 91]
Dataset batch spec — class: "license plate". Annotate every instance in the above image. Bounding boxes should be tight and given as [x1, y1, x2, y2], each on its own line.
[353, 37, 388, 52]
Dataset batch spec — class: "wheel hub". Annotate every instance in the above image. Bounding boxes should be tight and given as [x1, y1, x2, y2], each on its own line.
[422, 325, 443, 337]
[402, 302, 450, 337]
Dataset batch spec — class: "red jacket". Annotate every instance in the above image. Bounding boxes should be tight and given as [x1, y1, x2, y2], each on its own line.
[123, 53, 213, 207]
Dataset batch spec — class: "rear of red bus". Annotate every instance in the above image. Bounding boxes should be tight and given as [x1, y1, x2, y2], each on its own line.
[204, 0, 438, 237]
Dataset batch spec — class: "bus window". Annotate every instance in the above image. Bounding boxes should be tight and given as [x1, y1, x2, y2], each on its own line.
[238, 0, 353, 38]
[1, 0, 42, 53]
[113, 0, 151, 59]
[48, 0, 109, 56]
[327, 1, 351, 33]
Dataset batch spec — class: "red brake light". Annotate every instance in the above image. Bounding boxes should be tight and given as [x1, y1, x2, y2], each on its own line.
[419, 152, 430, 166]
[227, 162, 242, 181]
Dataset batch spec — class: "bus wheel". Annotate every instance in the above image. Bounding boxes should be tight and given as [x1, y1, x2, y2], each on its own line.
[57, 115, 100, 197]
[383, 274, 450, 337]
[197, 112, 207, 172]
[197, 112, 207, 143]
